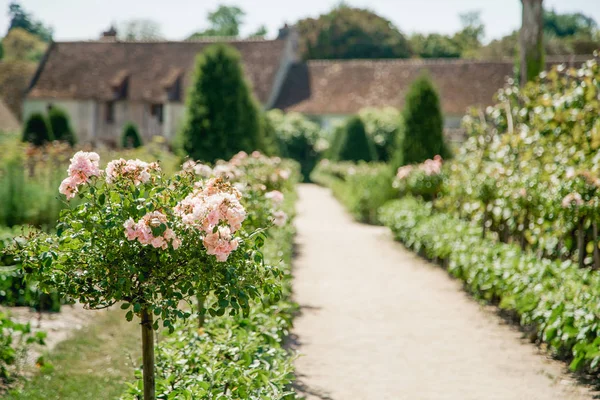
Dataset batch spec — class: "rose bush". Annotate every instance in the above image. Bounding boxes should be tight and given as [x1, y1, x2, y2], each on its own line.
[5, 149, 291, 399]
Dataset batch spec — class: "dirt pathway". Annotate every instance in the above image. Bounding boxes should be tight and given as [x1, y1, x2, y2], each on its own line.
[292, 184, 596, 400]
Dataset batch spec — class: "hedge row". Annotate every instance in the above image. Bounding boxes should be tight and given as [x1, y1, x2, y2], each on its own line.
[379, 197, 600, 373]
[122, 189, 299, 399]
[310, 161, 397, 224]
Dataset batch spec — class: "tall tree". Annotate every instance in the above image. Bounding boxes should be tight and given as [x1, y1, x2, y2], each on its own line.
[7, 2, 53, 42]
[297, 5, 411, 59]
[180, 44, 263, 162]
[399, 74, 447, 166]
[119, 19, 163, 40]
[2, 28, 47, 61]
[544, 9, 597, 38]
[520, 0, 545, 85]
[453, 11, 485, 57]
[189, 5, 244, 38]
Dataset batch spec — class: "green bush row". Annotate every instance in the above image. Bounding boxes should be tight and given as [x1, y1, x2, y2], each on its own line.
[122, 190, 299, 399]
[379, 197, 600, 373]
[311, 161, 397, 224]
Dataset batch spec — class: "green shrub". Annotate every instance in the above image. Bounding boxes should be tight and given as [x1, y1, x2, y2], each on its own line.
[379, 197, 600, 374]
[334, 116, 377, 162]
[398, 74, 448, 165]
[358, 107, 402, 162]
[181, 44, 264, 163]
[48, 107, 76, 146]
[121, 122, 142, 148]
[22, 113, 53, 146]
[266, 110, 320, 182]
[311, 161, 397, 224]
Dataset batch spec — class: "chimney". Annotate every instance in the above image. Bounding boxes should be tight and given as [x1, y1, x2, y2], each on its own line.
[100, 25, 118, 41]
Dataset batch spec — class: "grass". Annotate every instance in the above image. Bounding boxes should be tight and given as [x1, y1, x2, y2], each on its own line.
[5, 308, 141, 400]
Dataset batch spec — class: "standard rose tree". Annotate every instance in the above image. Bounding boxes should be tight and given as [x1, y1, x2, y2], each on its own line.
[8, 151, 275, 400]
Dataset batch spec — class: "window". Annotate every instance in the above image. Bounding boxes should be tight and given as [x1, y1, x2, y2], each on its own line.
[105, 101, 115, 123]
[150, 104, 164, 124]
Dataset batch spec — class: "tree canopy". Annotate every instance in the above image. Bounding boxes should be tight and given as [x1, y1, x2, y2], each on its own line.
[119, 19, 164, 40]
[297, 5, 411, 60]
[189, 5, 245, 38]
[7, 2, 53, 42]
[2, 27, 47, 62]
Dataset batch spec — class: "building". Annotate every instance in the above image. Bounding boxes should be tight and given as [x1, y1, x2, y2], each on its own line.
[23, 26, 595, 146]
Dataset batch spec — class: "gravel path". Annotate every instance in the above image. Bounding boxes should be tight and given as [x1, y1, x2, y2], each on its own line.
[292, 184, 596, 400]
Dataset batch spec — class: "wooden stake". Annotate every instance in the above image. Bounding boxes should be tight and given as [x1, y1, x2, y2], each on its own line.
[141, 307, 155, 400]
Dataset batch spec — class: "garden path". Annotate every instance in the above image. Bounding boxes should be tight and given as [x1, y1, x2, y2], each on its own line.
[292, 184, 596, 400]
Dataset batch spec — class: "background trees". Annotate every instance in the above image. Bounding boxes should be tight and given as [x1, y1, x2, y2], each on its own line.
[297, 5, 411, 60]
[119, 19, 164, 41]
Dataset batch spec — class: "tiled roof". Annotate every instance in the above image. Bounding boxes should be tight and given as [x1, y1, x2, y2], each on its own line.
[0, 97, 21, 133]
[28, 39, 287, 104]
[273, 56, 596, 115]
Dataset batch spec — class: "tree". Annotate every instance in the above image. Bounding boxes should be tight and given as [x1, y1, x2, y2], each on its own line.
[22, 112, 53, 146]
[399, 74, 447, 166]
[453, 11, 485, 57]
[48, 107, 76, 146]
[520, 0, 545, 84]
[544, 9, 597, 38]
[358, 107, 402, 162]
[297, 5, 411, 59]
[7, 2, 53, 42]
[119, 19, 163, 40]
[181, 44, 263, 163]
[249, 25, 268, 38]
[334, 116, 377, 162]
[2, 28, 47, 62]
[410, 33, 461, 59]
[122, 122, 143, 148]
[189, 5, 244, 38]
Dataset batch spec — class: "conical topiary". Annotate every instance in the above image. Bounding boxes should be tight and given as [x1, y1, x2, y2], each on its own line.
[22, 112, 53, 146]
[48, 107, 76, 146]
[122, 122, 143, 148]
[334, 116, 377, 162]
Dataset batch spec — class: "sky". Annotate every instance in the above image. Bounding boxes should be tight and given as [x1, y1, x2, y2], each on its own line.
[0, 0, 599, 43]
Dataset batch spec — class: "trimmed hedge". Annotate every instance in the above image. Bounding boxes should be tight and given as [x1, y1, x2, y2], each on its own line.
[311, 161, 397, 224]
[380, 197, 600, 373]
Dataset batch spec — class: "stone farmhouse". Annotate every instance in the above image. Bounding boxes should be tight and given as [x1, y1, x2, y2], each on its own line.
[23, 26, 594, 146]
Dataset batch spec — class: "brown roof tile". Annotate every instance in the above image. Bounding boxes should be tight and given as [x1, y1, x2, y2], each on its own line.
[28, 39, 287, 104]
[274, 56, 596, 115]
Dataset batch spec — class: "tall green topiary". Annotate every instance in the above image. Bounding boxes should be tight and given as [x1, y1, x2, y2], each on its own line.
[335, 116, 377, 162]
[48, 107, 76, 146]
[181, 44, 263, 163]
[122, 122, 143, 148]
[399, 74, 447, 165]
[22, 112, 53, 146]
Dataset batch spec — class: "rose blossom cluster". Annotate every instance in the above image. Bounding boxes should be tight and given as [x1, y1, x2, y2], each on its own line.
[59, 151, 102, 199]
[420, 155, 443, 176]
[562, 192, 584, 208]
[174, 178, 246, 261]
[123, 211, 181, 250]
[105, 158, 160, 185]
[265, 190, 287, 227]
[395, 165, 413, 181]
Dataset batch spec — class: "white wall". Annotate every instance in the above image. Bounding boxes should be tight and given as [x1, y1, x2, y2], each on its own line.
[23, 99, 96, 143]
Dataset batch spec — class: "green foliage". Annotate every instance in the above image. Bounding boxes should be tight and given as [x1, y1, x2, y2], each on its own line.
[380, 197, 600, 374]
[122, 170, 300, 399]
[438, 59, 600, 264]
[297, 6, 411, 60]
[409, 33, 461, 58]
[311, 161, 397, 224]
[334, 116, 377, 162]
[22, 112, 53, 146]
[7, 2, 53, 42]
[0, 41, 4, 60]
[400, 74, 448, 165]
[181, 44, 264, 163]
[119, 19, 163, 40]
[121, 122, 142, 149]
[0, 311, 46, 385]
[189, 5, 244, 38]
[48, 107, 76, 146]
[266, 110, 321, 181]
[544, 9, 597, 38]
[358, 107, 402, 162]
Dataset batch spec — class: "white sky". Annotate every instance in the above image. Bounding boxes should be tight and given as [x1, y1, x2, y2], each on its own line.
[0, 0, 599, 42]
